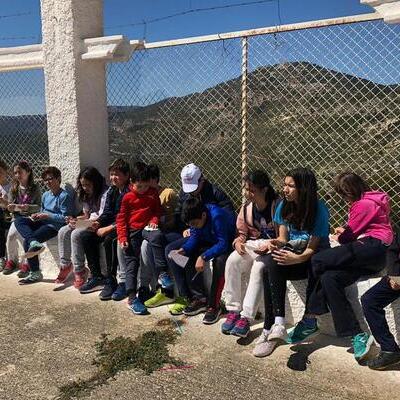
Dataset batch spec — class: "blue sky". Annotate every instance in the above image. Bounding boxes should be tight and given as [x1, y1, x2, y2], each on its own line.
[1, 0, 373, 46]
[2, 0, 399, 115]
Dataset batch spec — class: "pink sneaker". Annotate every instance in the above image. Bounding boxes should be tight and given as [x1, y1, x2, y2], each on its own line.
[55, 264, 73, 284]
[73, 268, 89, 289]
[17, 263, 30, 278]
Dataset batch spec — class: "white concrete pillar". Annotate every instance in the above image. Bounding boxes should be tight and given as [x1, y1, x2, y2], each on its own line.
[40, 0, 109, 184]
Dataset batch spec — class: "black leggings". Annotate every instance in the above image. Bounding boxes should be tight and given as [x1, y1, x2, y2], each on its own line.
[263, 253, 316, 330]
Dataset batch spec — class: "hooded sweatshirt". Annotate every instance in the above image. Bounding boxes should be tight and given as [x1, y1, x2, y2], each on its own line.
[338, 191, 393, 245]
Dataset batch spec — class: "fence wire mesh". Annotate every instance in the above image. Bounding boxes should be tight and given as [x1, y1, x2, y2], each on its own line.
[107, 18, 400, 225]
[0, 69, 48, 181]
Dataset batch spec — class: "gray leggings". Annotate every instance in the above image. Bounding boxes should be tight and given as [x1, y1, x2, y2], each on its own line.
[57, 225, 87, 272]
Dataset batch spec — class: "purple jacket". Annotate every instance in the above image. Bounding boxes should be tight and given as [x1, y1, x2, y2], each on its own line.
[339, 191, 393, 245]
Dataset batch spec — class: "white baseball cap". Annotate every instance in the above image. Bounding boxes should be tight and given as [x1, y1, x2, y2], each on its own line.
[181, 163, 202, 193]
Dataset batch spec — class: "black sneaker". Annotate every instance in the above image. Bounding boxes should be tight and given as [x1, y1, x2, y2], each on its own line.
[183, 298, 207, 316]
[79, 276, 105, 294]
[98, 278, 117, 301]
[368, 351, 400, 370]
[202, 307, 222, 325]
[137, 286, 154, 303]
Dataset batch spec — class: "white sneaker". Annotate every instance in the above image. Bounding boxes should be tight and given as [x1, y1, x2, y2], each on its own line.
[253, 331, 278, 357]
[268, 323, 288, 342]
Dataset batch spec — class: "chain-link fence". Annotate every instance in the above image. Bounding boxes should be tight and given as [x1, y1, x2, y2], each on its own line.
[0, 69, 48, 181]
[107, 17, 400, 225]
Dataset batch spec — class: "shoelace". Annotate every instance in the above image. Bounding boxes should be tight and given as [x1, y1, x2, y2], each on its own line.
[225, 313, 238, 323]
[236, 318, 249, 329]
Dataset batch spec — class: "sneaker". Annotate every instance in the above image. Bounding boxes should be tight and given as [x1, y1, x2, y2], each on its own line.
[73, 269, 89, 289]
[0, 257, 5, 272]
[268, 323, 288, 342]
[253, 331, 279, 357]
[158, 272, 174, 290]
[17, 263, 30, 279]
[368, 351, 400, 370]
[183, 298, 208, 316]
[144, 290, 174, 308]
[286, 320, 319, 344]
[99, 278, 118, 301]
[128, 297, 148, 315]
[18, 270, 43, 285]
[3, 260, 18, 275]
[24, 240, 45, 259]
[230, 317, 251, 337]
[54, 264, 73, 284]
[137, 286, 154, 303]
[168, 297, 189, 315]
[352, 332, 374, 361]
[111, 282, 127, 301]
[203, 307, 222, 325]
[221, 312, 240, 334]
[79, 276, 105, 294]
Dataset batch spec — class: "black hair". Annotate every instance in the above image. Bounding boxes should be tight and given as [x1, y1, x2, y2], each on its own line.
[11, 160, 37, 200]
[0, 159, 8, 172]
[334, 172, 370, 202]
[243, 170, 277, 205]
[131, 162, 151, 183]
[281, 167, 318, 232]
[109, 158, 130, 176]
[41, 166, 61, 180]
[76, 166, 106, 204]
[181, 197, 206, 224]
[148, 164, 160, 183]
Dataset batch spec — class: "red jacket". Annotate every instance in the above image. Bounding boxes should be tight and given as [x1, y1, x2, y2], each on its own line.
[116, 186, 161, 243]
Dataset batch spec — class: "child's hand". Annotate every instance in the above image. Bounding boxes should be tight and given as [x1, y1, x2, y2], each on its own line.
[255, 240, 272, 255]
[272, 249, 299, 265]
[97, 226, 112, 237]
[7, 204, 15, 212]
[195, 256, 205, 272]
[234, 241, 247, 255]
[88, 221, 100, 232]
[389, 278, 400, 291]
[148, 223, 158, 229]
[31, 213, 48, 221]
[334, 227, 344, 235]
[268, 239, 285, 252]
[183, 229, 191, 238]
[119, 241, 128, 249]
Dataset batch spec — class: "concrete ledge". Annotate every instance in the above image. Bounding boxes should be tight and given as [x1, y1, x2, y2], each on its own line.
[285, 276, 400, 342]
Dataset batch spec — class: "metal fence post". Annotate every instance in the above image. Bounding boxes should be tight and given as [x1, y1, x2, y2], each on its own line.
[241, 36, 249, 203]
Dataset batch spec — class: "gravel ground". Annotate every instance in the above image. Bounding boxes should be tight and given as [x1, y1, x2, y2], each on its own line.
[0, 275, 399, 400]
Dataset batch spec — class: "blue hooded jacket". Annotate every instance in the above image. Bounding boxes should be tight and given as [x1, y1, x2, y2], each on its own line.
[182, 204, 236, 261]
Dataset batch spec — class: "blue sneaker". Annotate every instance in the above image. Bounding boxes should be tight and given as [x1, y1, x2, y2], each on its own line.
[352, 332, 374, 361]
[221, 312, 240, 334]
[111, 282, 127, 301]
[158, 272, 174, 290]
[128, 297, 148, 315]
[79, 276, 105, 294]
[286, 320, 319, 344]
[230, 317, 251, 338]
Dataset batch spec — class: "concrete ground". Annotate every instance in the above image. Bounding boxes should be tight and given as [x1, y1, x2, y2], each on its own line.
[0, 274, 399, 400]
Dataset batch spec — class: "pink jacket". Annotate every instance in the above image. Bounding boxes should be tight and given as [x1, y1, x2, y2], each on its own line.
[233, 200, 278, 246]
[339, 191, 393, 245]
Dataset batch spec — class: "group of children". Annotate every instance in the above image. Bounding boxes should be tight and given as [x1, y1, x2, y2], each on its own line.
[0, 158, 399, 371]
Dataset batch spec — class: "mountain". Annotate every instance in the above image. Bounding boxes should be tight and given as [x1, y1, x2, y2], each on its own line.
[1, 62, 399, 223]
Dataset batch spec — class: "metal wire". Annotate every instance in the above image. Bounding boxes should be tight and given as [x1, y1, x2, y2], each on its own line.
[0, 69, 48, 180]
[107, 19, 400, 225]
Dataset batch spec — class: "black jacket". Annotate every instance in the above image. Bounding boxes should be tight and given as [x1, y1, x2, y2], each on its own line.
[97, 185, 129, 228]
[174, 180, 235, 232]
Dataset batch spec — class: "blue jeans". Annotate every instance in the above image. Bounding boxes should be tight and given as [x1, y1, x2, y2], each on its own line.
[14, 217, 58, 271]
